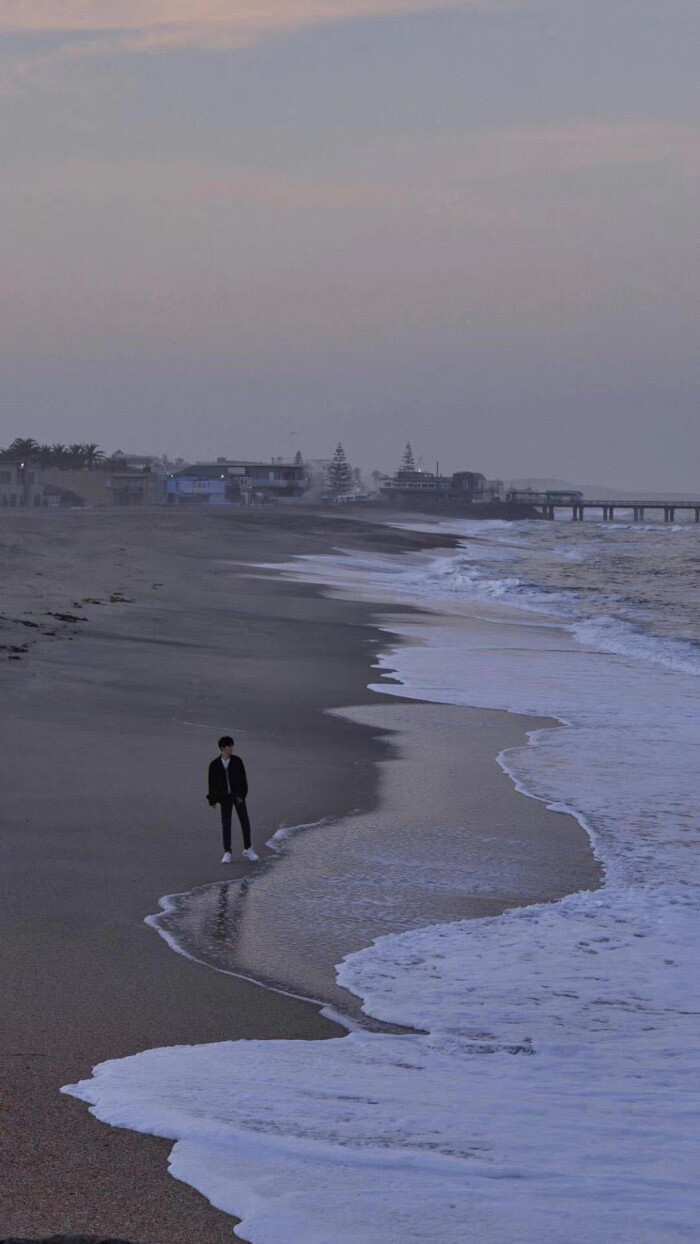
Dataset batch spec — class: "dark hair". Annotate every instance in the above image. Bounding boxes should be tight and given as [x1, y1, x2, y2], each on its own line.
[218, 735, 234, 749]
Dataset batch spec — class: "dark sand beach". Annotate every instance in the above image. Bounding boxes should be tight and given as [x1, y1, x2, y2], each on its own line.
[0, 507, 600, 1243]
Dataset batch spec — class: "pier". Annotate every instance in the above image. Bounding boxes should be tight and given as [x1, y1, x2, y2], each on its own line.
[507, 492, 700, 522]
[557, 500, 700, 522]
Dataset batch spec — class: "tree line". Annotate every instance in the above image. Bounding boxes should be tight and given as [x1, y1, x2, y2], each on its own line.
[0, 437, 114, 471]
[1, 435, 416, 488]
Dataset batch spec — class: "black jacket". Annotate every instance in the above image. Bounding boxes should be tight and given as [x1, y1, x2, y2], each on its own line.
[208, 755, 248, 803]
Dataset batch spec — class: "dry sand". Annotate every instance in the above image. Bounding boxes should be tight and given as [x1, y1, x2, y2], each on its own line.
[0, 507, 600, 1243]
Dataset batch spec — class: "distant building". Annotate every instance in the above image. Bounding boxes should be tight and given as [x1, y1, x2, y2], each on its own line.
[165, 460, 308, 504]
[165, 475, 227, 505]
[450, 471, 486, 496]
[380, 469, 452, 500]
[105, 473, 159, 506]
[543, 489, 583, 503]
[0, 462, 47, 509]
[380, 468, 503, 509]
[110, 451, 167, 474]
[506, 488, 583, 505]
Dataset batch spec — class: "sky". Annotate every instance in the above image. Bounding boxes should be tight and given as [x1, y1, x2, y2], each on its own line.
[1, 0, 699, 488]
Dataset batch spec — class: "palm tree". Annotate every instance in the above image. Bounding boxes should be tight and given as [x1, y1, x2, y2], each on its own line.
[81, 443, 104, 470]
[8, 437, 40, 464]
[0, 439, 108, 470]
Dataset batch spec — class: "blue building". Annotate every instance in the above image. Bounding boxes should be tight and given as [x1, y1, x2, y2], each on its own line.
[164, 460, 307, 504]
[165, 474, 227, 505]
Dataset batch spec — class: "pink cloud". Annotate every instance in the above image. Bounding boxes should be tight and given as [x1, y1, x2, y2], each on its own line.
[0, 0, 498, 50]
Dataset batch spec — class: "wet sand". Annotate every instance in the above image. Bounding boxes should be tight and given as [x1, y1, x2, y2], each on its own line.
[153, 699, 600, 1018]
[0, 507, 599, 1242]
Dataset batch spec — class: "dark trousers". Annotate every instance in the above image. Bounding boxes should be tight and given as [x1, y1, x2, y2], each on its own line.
[220, 796, 251, 852]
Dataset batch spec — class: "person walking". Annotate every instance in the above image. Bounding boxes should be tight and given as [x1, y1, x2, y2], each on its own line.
[207, 735, 259, 864]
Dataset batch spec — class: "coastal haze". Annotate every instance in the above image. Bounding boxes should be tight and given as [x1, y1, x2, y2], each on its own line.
[2, 0, 699, 487]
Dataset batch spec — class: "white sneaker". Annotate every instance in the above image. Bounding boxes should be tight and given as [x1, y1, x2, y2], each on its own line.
[242, 847, 259, 862]
[221, 852, 232, 864]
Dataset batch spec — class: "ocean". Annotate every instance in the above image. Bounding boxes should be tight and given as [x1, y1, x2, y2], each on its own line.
[64, 516, 700, 1243]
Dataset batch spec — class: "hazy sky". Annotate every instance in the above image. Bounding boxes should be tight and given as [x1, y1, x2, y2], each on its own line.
[1, 0, 699, 487]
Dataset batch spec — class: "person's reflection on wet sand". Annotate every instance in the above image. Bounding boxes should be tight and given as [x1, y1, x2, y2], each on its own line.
[212, 878, 249, 945]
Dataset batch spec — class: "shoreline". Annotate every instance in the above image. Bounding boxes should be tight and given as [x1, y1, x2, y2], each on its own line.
[0, 509, 601, 1243]
[147, 697, 600, 1024]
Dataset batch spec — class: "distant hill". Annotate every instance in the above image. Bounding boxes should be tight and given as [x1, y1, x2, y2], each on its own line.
[508, 478, 580, 493]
